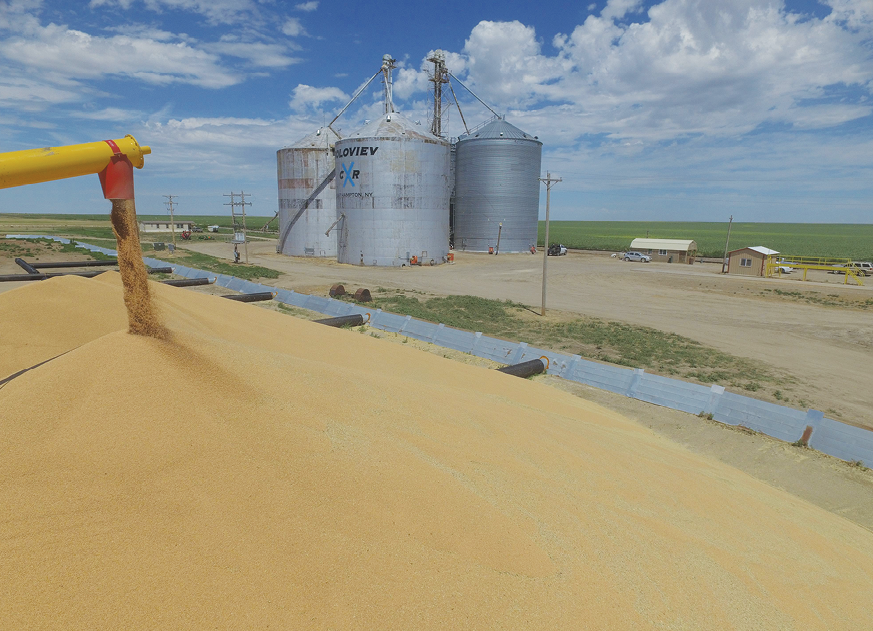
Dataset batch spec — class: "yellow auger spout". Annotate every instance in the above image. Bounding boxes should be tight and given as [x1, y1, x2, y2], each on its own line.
[0, 134, 150, 195]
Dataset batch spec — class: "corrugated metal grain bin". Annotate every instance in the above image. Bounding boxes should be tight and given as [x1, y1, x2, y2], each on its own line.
[453, 118, 542, 253]
[277, 127, 340, 257]
[335, 112, 451, 266]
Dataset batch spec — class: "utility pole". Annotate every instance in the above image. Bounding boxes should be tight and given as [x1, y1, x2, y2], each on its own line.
[224, 191, 252, 264]
[539, 172, 562, 316]
[721, 215, 733, 273]
[163, 194, 177, 251]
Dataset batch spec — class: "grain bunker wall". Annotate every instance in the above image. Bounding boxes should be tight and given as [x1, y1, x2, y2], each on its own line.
[334, 113, 451, 266]
[452, 118, 542, 253]
[277, 127, 340, 257]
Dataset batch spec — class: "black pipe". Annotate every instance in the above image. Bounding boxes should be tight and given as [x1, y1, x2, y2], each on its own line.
[221, 292, 275, 303]
[496, 358, 547, 378]
[30, 260, 118, 268]
[0, 270, 105, 282]
[314, 314, 364, 328]
[161, 278, 215, 287]
[14, 258, 39, 274]
[0, 266, 172, 282]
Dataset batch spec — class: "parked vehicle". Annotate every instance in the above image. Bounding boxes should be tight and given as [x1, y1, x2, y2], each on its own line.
[829, 262, 873, 276]
[623, 251, 651, 262]
[850, 261, 873, 276]
[191, 226, 203, 233]
[548, 243, 568, 256]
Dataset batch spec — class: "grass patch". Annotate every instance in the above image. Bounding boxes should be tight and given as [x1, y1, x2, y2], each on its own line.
[276, 303, 320, 320]
[148, 249, 280, 281]
[1, 237, 115, 262]
[353, 292, 784, 394]
[0, 240, 38, 257]
[762, 288, 873, 310]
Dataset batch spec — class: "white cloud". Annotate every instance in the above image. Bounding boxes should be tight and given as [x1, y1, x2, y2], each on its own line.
[204, 39, 300, 67]
[72, 107, 145, 121]
[393, 66, 429, 100]
[289, 84, 349, 112]
[0, 74, 81, 110]
[135, 114, 326, 180]
[825, 0, 873, 28]
[460, 21, 567, 109]
[0, 24, 238, 88]
[441, 2, 873, 143]
[601, 0, 643, 20]
[282, 18, 305, 37]
[89, 0, 258, 25]
[295, 1, 318, 11]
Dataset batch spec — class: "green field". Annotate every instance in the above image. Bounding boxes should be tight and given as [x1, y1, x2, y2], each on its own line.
[3, 214, 871, 260]
[0, 213, 277, 235]
[537, 221, 873, 260]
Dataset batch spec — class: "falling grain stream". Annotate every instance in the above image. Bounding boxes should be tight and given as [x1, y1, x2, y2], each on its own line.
[109, 198, 168, 339]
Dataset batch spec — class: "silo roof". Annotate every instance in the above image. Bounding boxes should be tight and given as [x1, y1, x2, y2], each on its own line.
[285, 127, 341, 150]
[458, 118, 541, 143]
[347, 112, 442, 142]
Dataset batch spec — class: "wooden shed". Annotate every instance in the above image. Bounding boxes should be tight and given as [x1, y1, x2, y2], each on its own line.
[629, 238, 697, 263]
[727, 246, 778, 277]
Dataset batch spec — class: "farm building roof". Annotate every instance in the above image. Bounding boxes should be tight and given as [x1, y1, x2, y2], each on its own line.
[730, 246, 779, 256]
[629, 238, 697, 252]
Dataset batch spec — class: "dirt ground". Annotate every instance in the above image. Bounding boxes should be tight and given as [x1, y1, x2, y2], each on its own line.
[172, 238, 873, 431]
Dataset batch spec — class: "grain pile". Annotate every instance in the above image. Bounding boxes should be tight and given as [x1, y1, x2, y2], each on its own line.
[2, 273, 873, 630]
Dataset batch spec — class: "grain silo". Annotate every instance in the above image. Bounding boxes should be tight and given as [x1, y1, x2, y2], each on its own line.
[335, 112, 451, 266]
[452, 118, 542, 252]
[277, 127, 340, 257]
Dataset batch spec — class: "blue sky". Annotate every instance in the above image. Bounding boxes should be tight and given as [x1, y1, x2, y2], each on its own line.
[2, 0, 873, 222]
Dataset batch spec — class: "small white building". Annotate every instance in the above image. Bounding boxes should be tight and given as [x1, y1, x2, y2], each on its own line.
[138, 221, 195, 233]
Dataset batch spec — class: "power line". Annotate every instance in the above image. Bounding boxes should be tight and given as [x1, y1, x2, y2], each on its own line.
[224, 191, 252, 264]
[163, 194, 177, 250]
